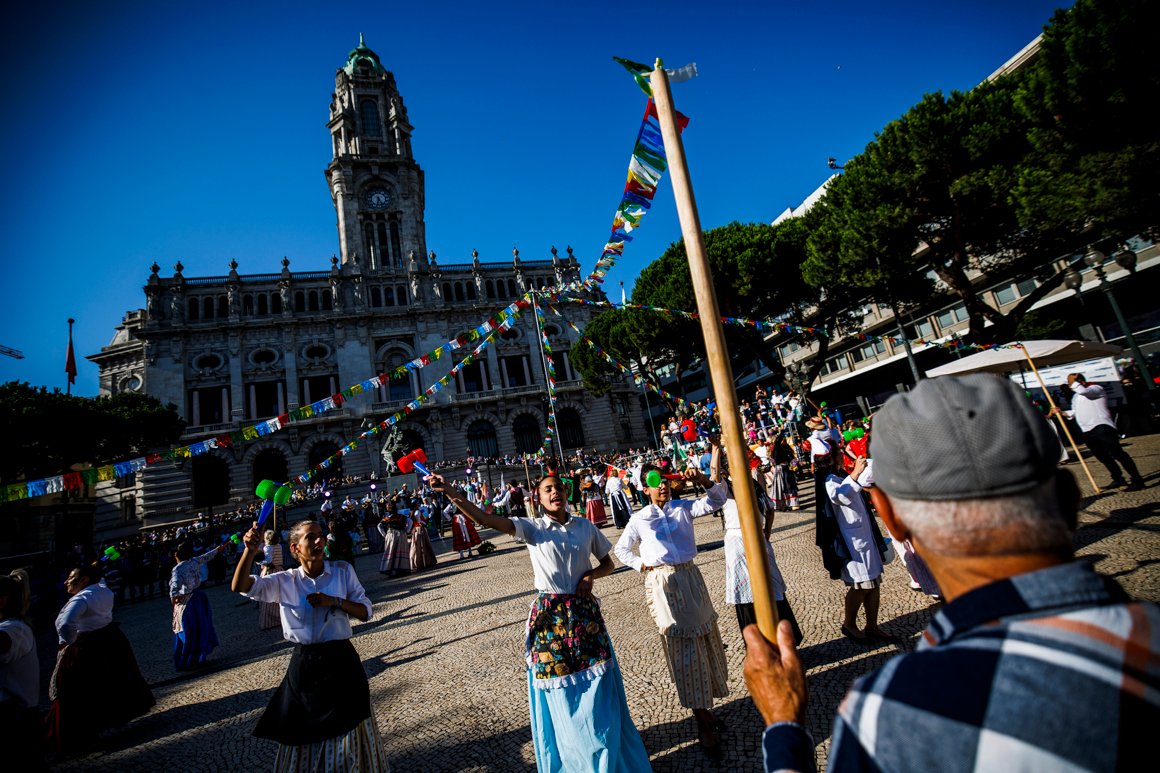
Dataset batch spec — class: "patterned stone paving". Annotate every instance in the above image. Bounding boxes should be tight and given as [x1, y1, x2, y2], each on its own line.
[46, 434, 1160, 772]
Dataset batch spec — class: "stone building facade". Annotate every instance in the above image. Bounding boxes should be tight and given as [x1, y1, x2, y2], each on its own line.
[90, 38, 644, 520]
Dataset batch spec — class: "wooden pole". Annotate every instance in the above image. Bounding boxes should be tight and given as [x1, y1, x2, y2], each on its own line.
[650, 63, 779, 641]
[1021, 348, 1101, 494]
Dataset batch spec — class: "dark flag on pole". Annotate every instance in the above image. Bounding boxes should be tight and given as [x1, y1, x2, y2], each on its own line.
[65, 318, 77, 391]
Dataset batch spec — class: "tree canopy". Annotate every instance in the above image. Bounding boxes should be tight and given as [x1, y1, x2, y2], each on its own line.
[575, 0, 1156, 389]
[0, 382, 186, 484]
[1013, 0, 1160, 244]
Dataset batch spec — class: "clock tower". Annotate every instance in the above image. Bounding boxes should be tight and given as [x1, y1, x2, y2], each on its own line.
[326, 35, 427, 273]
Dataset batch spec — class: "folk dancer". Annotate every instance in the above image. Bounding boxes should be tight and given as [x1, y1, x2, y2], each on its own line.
[613, 438, 731, 759]
[428, 472, 652, 772]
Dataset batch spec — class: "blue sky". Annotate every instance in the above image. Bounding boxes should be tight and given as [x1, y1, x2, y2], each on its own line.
[0, 1, 1070, 396]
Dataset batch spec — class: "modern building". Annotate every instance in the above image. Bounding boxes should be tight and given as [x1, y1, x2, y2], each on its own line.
[88, 37, 645, 530]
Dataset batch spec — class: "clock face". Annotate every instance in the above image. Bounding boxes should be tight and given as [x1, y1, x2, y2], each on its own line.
[365, 187, 391, 210]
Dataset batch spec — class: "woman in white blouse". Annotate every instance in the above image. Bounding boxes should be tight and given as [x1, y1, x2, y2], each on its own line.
[169, 541, 225, 670]
[231, 519, 389, 772]
[46, 563, 154, 757]
[0, 570, 41, 770]
[429, 471, 652, 772]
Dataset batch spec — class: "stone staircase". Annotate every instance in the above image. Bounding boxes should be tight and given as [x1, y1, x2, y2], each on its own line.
[140, 461, 193, 518]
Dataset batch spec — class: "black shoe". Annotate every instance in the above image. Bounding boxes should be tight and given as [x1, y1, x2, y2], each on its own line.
[1124, 481, 1145, 492]
[841, 624, 870, 644]
[1108, 479, 1128, 489]
[697, 726, 723, 760]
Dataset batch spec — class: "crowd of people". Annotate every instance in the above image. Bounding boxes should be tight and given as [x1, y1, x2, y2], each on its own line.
[1, 369, 1156, 771]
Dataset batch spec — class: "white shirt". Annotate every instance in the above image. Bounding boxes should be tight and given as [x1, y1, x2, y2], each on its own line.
[613, 482, 728, 571]
[0, 618, 38, 707]
[169, 547, 222, 599]
[56, 582, 114, 644]
[242, 561, 372, 645]
[512, 515, 612, 594]
[605, 475, 624, 496]
[1067, 383, 1115, 432]
[824, 474, 883, 583]
[808, 429, 831, 458]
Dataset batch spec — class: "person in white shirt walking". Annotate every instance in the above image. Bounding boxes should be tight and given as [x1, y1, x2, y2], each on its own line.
[1059, 372, 1146, 491]
[613, 437, 730, 759]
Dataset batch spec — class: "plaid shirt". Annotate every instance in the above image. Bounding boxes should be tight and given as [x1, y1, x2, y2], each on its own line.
[763, 561, 1160, 772]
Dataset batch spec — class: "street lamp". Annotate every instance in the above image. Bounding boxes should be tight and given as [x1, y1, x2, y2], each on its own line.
[1078, 246, 1156, 398]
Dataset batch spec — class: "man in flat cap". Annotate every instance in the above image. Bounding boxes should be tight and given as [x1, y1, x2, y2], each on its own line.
[743, 373, 1160, 772]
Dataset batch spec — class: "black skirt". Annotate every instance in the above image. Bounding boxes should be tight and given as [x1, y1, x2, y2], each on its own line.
[253, 638, 371, 746]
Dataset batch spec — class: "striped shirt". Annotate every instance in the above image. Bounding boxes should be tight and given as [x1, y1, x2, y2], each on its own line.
[762, 561, 1160, 772]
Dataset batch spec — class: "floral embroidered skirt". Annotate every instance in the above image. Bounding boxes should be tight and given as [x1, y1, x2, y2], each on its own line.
[524, 593, 651, 772]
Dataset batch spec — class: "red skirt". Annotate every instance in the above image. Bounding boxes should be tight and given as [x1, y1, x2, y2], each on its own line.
[453, 516, 482, 551]
[585, 498, 607, 525]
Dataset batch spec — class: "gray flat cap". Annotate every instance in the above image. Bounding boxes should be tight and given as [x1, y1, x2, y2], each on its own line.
[870, 373, 1061, 500]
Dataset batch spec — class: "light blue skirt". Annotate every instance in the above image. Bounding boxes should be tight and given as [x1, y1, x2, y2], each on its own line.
[527, 653, 652, 772]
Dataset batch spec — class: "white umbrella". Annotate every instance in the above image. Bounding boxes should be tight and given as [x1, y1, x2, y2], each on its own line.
[925, 339, 1121, 378]
[925, 339, 1122, 494]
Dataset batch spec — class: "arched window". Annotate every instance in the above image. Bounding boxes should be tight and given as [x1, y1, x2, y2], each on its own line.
[218, 296, 229, 317]
[390, 222, 402, 261]
[272, 294, 282, 314]
[513, 414, 541, 454]
[377, 222, 390, 266]
[243, 294, 254, 315]
[321, 292, 333, 311]
[466, 283, 477, 301]
[295, 291, 306, 312]
[454, 283, 465, 302]
[486, 280, 495, 299]
[359, 99, 381, 137]
[508, 279, 517, 298]
[466, 420, 498, 458]
[370, 287, 382, 307]
[252, 448, 289, 491]
[203, 297, 215, 319]
[382, 351, 412, 401]
[308, 441, 343, 481]
[400, 429, 423, 456]
[308, 290, 319, 312]
[191, 455, 230, 508]
[556, 408, 585, 450]
[397, 285, 408, 305]
[187, 298, 200, 321]
[442, 282, 452, 299]
[257, 295, 269, 316]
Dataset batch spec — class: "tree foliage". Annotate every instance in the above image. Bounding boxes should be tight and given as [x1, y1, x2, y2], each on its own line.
[578, 0, 1157, 388]
[804, 75, 1076, 344]
[1013, 0, 1160, 243]
[0, 382, 186, 484]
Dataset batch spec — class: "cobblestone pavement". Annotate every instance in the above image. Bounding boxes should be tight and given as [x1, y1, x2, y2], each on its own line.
[51, 434, 1160, 772]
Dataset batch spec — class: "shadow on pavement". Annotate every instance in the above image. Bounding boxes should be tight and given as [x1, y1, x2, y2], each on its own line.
[640, 694, 766, 772]
[386, 724, 536, 772]
[1075, 501, 1160, 551]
